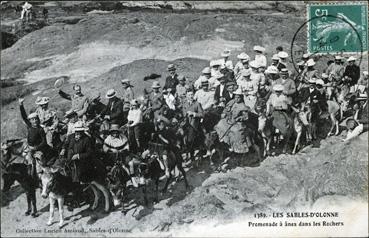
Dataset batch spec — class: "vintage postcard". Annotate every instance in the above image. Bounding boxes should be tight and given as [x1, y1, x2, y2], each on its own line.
[1, 1, 368, 237]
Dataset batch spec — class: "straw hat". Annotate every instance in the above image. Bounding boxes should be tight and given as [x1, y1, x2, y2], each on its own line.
[27, 112, 38, 119]
[74, 121, 88, 132]
[202, 67, 211, 74]
[302, 53, 311, 59]
[151, 81, 161, 88]
[273, 84, 284, 91]
[278, 51, 289, 59]
[347, 56, 356, 62]
[109, 124, 121, 132]
[210, 59, 222, 67]
[35, 96, 50, 105]
[272, 54, 280, 60]
[335, 55, 343, 60]
[221, 49, 231, 57]
[280, 68, 289, 74]
[265, 66, 279, 74]
[253, 45, 265, 52]
[237, 52, 249, 60]
[167, 64, 176, 71]
[130, 99, 139, 106]
[106, 89, 117, 99]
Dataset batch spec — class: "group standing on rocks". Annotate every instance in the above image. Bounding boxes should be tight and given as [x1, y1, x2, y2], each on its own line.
[1, 44, 368, 228]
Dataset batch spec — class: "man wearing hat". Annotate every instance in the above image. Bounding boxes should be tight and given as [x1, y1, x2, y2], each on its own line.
[253, 45, 267, 68]
[210, 59, 223, 78]
[19, 98, 57, 178]
[343, 56, 360, 88]
[270, 54, 280, 67]
[234, 52, 251, 81]
[194, 67, 212, 90]
[214, 75, 231, 106]
[67, 121, 95, 183]
[194, 79, 215, 111]
[164, 64, 179, 94]
[59, 84, 90, 118]
[277, 51, 289, 71]
[265, 65, 280, 86]
[102, 89, 125, 127]
[275, 68, 296, 104]
[33, 96, 59, 148]
[300, 59, 319, 90]
[266, 84, 290, 115]
[149, 81, 164, 121]
[176, 75, 192, 104]
[127, 99, 143, 153]
[249, 60, 263, 86]
[326, 55, 344, 83]
[220, 49, 234, 70]
[103, 124, 129, 164]
[120, 79, 135, 103]
[237, 70, 258, 110]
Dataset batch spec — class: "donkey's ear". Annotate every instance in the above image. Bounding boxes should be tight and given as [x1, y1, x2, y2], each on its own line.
[50, 167, 59, 173]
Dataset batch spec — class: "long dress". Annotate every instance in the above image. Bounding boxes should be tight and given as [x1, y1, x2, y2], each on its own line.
[215, 100, 250, 153]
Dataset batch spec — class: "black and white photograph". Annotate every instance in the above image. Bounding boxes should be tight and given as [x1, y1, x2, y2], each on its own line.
[1, 1, 368, 237]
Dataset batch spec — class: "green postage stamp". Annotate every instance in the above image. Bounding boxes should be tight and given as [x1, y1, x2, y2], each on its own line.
[308, 2, 368, 54]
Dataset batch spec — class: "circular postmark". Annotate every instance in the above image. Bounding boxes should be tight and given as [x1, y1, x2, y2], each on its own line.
[290, 14, 364, 73]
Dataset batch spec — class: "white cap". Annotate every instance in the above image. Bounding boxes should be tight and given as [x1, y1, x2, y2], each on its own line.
[302, 53, 311, 59]
[265, 66, 279, 74]
[277, 51, 289, 59]
[321, 73, 328, 78]
[347, 56, 356, 62]
[335, 55, 343, 60]
[202, 67, 211, 74]
[27, 112, 38, 119]
[272, 54, 280, 60]
[363, 71, 368, 76]
[221, 49, 231, 57]
[253, 45, 265, 52]
[210, 59, 222, 67]
[237, 52, 250, 60]
[35, 96, 50, 105]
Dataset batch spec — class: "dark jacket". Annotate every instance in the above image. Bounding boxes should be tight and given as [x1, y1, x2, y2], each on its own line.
[67, 135, 95, 182]
[343, 64, 360, 86]
[164, 74, 179, 94]
[214, 84, 231, 104]
[20, 105, 56, 159]
[310, 89, 328, 116]
[102, 97, 125, 126]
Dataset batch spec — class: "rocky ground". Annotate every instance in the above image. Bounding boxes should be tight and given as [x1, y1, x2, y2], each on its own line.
[1, 1, 368, 237]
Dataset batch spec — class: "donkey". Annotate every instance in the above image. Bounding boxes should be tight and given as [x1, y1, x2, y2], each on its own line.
[2, 163, 39, 217]
[40, 166, 110, 228]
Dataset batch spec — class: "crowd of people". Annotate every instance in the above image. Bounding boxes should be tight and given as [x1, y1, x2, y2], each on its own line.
[16, 45, 368, 187]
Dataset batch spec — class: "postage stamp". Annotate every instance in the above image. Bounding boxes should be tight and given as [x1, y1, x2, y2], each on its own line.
[307, 2, 368, 54]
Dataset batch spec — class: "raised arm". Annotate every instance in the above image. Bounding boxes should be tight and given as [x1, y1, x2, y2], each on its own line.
[59, 90, 72, 101]
[19, 99, 31, 127]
